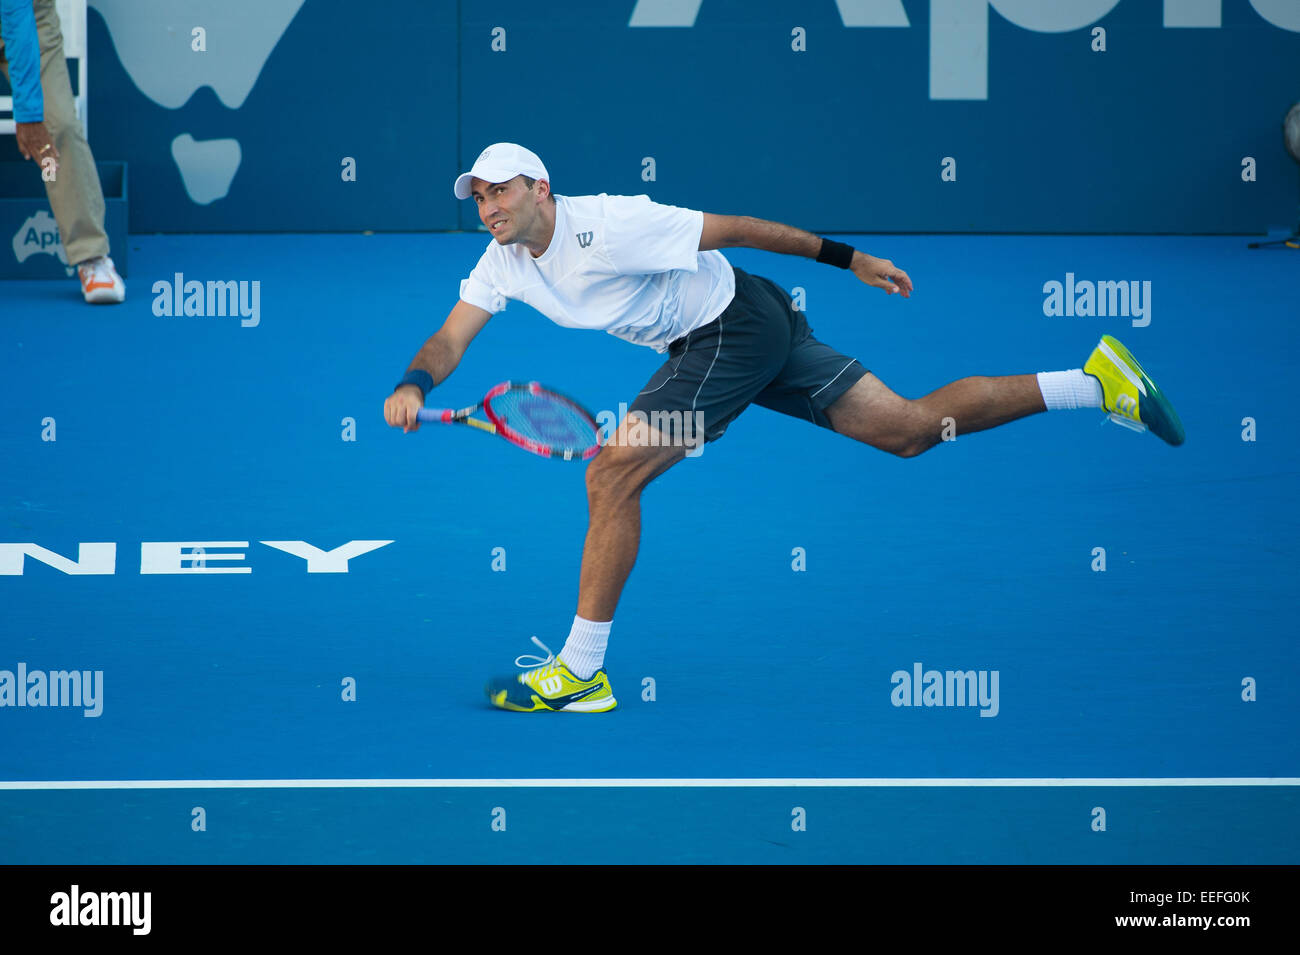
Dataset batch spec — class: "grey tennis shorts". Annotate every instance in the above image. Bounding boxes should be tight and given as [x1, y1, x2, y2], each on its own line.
[628, 267, 869, 444]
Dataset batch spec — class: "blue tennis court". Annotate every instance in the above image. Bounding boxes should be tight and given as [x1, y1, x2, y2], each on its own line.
[2, 232, 1296, 863]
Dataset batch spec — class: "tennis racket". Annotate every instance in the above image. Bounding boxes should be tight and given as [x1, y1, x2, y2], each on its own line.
[415, 381, 602, 461]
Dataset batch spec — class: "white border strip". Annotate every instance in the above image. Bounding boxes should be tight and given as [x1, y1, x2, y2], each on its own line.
[0, 778, 1297, 790]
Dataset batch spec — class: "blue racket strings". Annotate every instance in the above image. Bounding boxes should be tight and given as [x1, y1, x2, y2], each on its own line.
[490, 388, 597, 451]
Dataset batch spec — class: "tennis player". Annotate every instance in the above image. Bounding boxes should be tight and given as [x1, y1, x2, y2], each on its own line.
[383, 142, 1184, 713]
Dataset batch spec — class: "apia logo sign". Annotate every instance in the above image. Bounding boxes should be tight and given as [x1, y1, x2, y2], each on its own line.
[0, 540, 392, 575]
[629, 0, 1300, 100]
[11, 210, 69, 269]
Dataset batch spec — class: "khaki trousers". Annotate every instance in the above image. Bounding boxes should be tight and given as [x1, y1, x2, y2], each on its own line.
[1, 0, 109, 264]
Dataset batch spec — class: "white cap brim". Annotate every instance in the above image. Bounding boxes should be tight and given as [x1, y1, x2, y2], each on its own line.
[455, 166, 551, 200]
[454, 166, 523, 200]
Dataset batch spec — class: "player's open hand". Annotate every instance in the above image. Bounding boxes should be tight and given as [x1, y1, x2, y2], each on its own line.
[384, 385, 424, 433]
[851, 252, 912, 298]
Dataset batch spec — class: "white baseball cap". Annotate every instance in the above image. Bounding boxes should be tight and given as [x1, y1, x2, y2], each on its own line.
[453, 143, 550, 200]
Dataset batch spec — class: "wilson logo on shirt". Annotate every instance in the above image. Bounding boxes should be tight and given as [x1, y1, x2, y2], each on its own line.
[575, 231, 594, 248]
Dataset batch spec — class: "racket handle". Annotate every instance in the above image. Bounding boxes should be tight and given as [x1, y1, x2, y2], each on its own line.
[416, 409, 454, 424]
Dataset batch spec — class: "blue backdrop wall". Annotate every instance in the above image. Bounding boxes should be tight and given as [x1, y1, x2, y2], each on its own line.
[2, 0, 1296, 234]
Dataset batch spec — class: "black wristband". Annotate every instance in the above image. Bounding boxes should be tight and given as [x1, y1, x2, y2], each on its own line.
[817, 238, 856, 269]
[396, 369, 434, 400]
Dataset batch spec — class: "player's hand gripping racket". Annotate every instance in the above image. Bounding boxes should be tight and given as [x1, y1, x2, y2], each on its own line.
[416, 381, 602, 461]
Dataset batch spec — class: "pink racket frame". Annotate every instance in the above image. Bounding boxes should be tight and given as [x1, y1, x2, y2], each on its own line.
[485, 382, 601, 461]
[419, 381, 601, 461]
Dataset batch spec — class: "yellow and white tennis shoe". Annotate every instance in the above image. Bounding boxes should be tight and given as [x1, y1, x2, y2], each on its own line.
[486, 637, 617, 713]
[1083, 334, 1185, 446]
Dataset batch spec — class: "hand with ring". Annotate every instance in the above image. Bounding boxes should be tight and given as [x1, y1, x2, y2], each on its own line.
[15, 122, 60, 166]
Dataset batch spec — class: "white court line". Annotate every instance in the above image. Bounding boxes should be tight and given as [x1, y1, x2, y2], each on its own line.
[0, 778, 1297, 790]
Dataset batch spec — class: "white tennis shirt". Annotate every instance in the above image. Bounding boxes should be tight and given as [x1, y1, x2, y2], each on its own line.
[458, 194, 736, 353]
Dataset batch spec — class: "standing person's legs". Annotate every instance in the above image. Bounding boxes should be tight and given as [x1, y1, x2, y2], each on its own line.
[31, 0, 111, 269]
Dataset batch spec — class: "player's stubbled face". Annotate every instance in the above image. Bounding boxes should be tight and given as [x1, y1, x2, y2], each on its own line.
[472, 176, 533, 245]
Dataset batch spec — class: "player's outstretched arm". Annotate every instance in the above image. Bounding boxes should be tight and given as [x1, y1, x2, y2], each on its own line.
[385, 299, 492, 432]
[698, 213, 912, 297]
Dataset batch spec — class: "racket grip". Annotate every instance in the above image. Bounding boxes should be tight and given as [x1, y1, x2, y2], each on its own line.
[416, 409, 454, 424]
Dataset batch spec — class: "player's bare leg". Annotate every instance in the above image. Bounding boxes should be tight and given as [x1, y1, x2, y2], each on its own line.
[825, 371, 1047, 456]
[577, 416, 688, 620]
[486, 415, 687, 712]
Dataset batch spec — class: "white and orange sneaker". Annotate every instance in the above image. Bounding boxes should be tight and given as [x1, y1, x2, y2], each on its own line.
[77, 255, 126, 304]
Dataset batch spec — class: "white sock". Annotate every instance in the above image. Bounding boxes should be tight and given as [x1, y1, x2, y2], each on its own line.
[558, 616, 610, 680]
[1036, 369, 1102, 411]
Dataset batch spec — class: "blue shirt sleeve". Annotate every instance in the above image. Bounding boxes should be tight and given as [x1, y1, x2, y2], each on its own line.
[1, 0, 44, 123]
